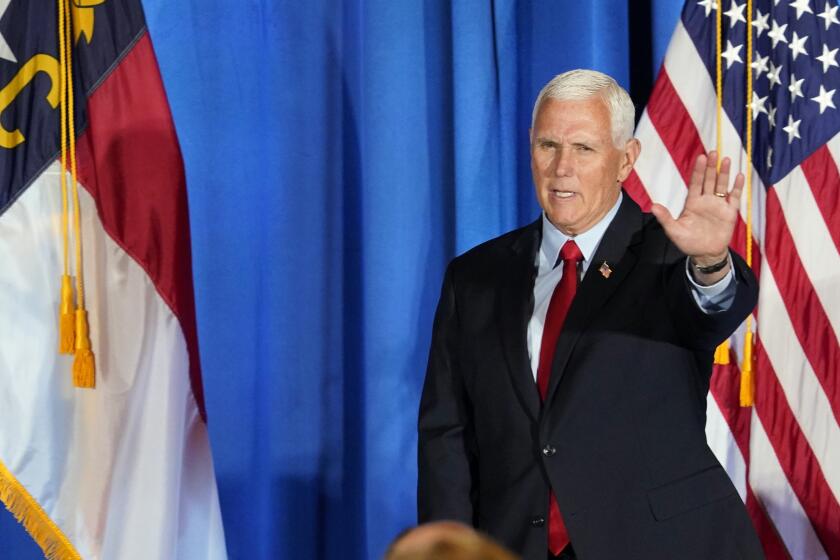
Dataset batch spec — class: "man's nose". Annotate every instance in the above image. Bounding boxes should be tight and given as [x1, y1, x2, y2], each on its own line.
[551, 146, 573, 177]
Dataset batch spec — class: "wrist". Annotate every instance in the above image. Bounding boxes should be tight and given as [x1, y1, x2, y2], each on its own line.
[690, 251, 730, 270]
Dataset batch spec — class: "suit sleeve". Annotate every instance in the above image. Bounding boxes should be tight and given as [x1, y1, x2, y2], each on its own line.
[664, 245, 758, 351]
[417, 263, 477, 524]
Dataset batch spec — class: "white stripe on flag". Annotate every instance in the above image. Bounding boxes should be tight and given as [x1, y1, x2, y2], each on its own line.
[757, 265, 840, 501]
[774, 167, 840, 335]
[749, 411, 828, 560]
[0, 163, 226, 560]
[633, 111, 689, 214]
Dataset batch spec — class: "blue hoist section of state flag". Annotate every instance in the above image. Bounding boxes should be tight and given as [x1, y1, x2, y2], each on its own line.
[0, 0, 144, 213]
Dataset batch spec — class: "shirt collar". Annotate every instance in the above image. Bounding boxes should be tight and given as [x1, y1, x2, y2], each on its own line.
[539, 191, 623, 269]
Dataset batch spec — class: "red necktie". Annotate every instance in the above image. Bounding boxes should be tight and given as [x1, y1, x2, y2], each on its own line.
[536, 240, 582, 556]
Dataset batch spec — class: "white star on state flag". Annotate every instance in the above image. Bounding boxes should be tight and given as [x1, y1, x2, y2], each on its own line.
[749, 91, 769, 118]
[767, 60, 784, 87]
[783, 114, 802, 143]
[698, 0, 718, 17]
[768, 104, 777, 128]
[817, 3, 840, 30]
[725, 1, 746, 27]
[811, 84, 836, 113]
[789, 0, 814, 20]
[788, 31, 809, 60]
[751, 53, 770, 77]
[752, 9, 771, 36]
[721, 40, 743, 69]
[788, 73, 805, 100]
[768, 20, 789, 48]
[816, 44, 839, 73]
[0, 0, 17, 64]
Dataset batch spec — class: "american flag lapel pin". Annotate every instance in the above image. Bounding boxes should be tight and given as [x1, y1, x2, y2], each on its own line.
[599, 261, 612, 279]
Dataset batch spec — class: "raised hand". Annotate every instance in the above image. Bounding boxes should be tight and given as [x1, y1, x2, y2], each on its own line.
[650, 151, 744, 281]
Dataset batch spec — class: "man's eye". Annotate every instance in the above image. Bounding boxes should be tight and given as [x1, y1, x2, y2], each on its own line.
[575, 144, 592, 151]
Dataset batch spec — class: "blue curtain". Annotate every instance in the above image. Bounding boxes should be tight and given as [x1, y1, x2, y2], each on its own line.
[1, 1, 682, 558]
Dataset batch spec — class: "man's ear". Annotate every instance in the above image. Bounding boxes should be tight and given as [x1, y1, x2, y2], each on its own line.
[617, 138, 641, 182]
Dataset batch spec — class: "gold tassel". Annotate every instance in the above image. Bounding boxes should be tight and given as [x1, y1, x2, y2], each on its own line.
[713, 340, 730, 365]
[72, 309, 95, 388]
[740, 330, 755, 407]
[58, 275, 75, 354]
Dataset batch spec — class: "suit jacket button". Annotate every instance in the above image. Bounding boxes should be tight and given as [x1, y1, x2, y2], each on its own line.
[530, 516, 545, 527]
[542, 445, 556, 457]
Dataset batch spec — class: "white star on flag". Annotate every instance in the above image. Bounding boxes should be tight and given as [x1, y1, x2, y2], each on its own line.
[0, 0, 16, 64]
[753, 9, 771, 36]
[783, 114, 802, 142]
[766, 146, 773, 168]
[811, 84, 836, 113]
[749, 91, 769, 118]
[721, 40, 743, 68]
[747, 92, 767, 120]
[817, 3, 840, 30]
[768, 20, 789, 48]
[788, 31, 809, 60]
[816, 43, 838, 73]
[789, 0, 814, 20]
[698, 0, 718, 17]
[767, 60, 784, 87]
[751, 53, 770, 77]
[788, 73, 805, 100]
[725, 1, 746, 27]
[768, 104, 777, 128]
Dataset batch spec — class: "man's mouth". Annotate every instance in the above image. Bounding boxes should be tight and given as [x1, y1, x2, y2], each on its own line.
[551, 190, 576, 199]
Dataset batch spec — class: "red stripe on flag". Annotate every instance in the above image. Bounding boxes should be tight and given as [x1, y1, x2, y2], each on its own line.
[645, 70, 704, 185]
[764, 189, 840, 423]
[710, 359, 790, 559]
[799, 145, 840, 252]
[623, 169, 652, 211]
[75, 33, 206, 420]
[644, 70, 762, 274]
[755, 339, 840, 556]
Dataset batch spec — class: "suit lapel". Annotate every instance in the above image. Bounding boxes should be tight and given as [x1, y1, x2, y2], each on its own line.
[544, 196, 646, 406]
[497, 219, 542, 422]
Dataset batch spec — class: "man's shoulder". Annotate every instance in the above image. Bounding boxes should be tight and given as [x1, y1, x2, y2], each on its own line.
[450, 219, 540, 270]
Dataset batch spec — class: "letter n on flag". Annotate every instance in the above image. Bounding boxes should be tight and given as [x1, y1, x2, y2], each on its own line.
[0, 0, 227, 558]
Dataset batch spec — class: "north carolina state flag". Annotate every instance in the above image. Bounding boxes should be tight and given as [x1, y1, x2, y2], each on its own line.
[0, 1, 227, 557]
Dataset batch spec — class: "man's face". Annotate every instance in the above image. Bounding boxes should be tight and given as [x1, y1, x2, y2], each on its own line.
[530, 96, 639, 236]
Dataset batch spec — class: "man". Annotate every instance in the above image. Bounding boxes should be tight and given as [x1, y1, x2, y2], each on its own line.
[417, 69, 764, 560]
[384, 522, 519, 560]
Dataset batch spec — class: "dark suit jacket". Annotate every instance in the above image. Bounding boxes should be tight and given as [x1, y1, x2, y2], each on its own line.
[418, 195, 764, 560]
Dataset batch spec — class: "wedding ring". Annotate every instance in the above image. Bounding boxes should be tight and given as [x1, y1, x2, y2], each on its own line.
[714, 192, 727, 198]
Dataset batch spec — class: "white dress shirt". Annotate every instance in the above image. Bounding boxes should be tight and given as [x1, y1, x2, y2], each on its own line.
[526, 193, 735, 381]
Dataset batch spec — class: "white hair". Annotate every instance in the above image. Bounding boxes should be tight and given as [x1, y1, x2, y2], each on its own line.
[531, 69, 636, 148]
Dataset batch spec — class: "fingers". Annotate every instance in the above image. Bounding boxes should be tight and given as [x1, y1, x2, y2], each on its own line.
[715, 157, 731, 196]
[650, 203, 677, 232]
[702, 152, 718, 196]
[688, 154, 707, 198]
[687, 151, 744, 203]
[728, 171, 745, 211]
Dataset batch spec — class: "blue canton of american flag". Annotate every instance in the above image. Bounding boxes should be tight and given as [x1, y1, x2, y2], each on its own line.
[625, 1, 840, 558]
[684, 0, 840, 183]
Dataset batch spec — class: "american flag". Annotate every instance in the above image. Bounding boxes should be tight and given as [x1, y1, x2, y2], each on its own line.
[626, 0, 840, 558]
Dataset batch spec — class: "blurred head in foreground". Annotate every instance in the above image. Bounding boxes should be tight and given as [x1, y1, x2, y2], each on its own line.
[384, 521, 519, 560]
